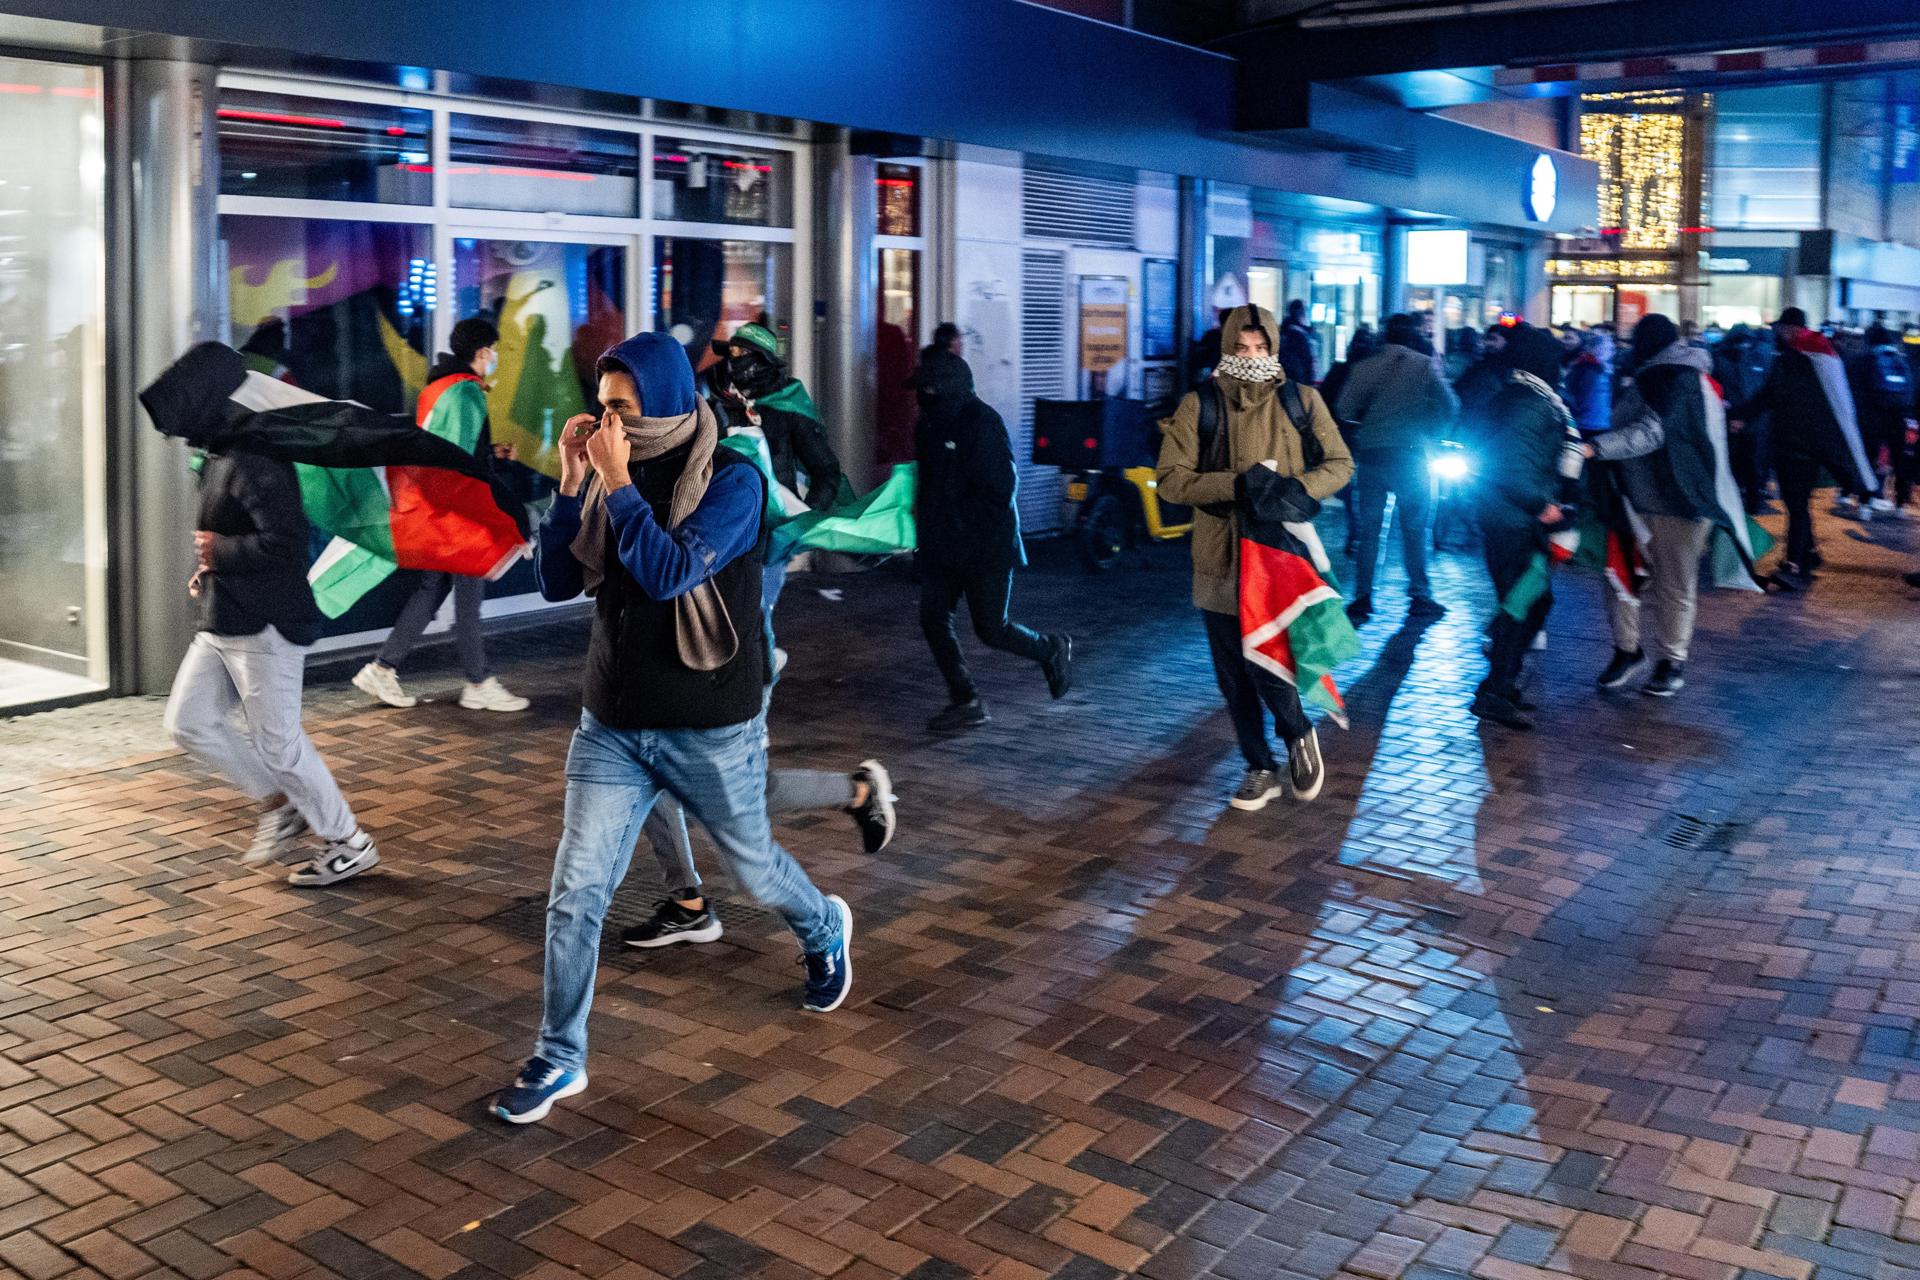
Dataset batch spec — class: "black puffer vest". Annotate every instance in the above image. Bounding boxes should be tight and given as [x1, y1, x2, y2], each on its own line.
[582, 447, 767, 730]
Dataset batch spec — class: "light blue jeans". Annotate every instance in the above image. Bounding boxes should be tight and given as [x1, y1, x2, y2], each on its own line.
[537, 707, 840, 1072]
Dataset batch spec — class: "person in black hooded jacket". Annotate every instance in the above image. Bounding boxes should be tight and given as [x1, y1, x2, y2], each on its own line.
[911, 349, 1072, 732]
[1470, 324, 1582, 731]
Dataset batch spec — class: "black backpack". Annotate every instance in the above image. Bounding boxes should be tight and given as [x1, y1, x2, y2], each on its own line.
[1865, 344, 1914, 413]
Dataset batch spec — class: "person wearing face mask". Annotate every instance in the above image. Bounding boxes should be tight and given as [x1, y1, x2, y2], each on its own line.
[354, 317, 529, 713]
[493, 332, 852, 1126]
[1157, 305, 1353, 811]
[912, 349, 1073, 733]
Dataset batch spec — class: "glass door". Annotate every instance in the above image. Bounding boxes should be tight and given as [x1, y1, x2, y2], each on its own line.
[0, 58, 108, 709]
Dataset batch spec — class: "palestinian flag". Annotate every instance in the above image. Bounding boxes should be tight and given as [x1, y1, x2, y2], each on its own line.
[719, 429, 918, 563]
[1238, 469, 1361, 727]
[140, 342, 530, 617]
[1788, 329, 1879, 496]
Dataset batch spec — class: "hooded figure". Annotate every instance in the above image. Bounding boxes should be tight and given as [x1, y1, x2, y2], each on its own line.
[1563, 328, 1615, 434]
[1586, 313, 1755, 696]
[1470, 323, 1584, 731]
[711, 322, 843, 513]
[1157, 304, 1354, 810]
[911, 349, 1072, 733]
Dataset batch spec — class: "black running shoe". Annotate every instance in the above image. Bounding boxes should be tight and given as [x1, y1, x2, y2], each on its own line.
[928, 700, 989, 733]
[1643, 660, 1685, 698]
[1042, 634, 1074, 699]
[1407, 596, 1447, 621]
[1471, 685, 1535, 731]
[1229, 768, 1284, 812]
[1596, 648, 1646, 691]
[1346, 597, 1373, 625]
[1286, 727, 1326, 803]
[847, 760, 897, 854]
[622, 900, 723, 949]
[1905, 570, 1920, 590]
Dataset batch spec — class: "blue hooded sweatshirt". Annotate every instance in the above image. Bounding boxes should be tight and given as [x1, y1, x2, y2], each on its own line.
[598, 331, 698, 418]
[533, 332, 761, 602]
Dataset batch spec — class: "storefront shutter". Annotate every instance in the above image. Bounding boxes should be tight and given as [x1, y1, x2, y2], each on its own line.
[1019, 249, 1069, 535]
[1021, 165, 1136, 247]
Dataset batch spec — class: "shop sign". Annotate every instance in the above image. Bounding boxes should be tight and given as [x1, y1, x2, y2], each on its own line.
[1078, 276, 1130, 374]
[1525, 154, 1558, 222]
[1406, 229, 1469, 285]
[1703, 248, 1789, 276]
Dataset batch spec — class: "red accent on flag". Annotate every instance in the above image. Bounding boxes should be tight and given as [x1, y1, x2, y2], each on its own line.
[385, 468, 525, 577]
[1239, 537, 1351, 728]
[416, 372, 482, 427]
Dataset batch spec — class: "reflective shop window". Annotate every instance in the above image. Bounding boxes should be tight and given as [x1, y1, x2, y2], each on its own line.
[450, 238, 628, 508]
[220, 215, 433, 637]
[446, 114, 640, 217]
[0, 57, 109, 709]
[654, 238, 791, 370]
[217, 89, 431, 204]
[877, 163, 920, 237]
[221, 216, 431, 414]
[650, 100, 798, 137]
[652, 138, 792, 227]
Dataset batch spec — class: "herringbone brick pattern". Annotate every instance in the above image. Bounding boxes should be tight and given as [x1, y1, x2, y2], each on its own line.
[2, 505, 1918, 1280]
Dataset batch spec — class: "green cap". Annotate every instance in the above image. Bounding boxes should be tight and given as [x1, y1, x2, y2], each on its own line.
[714, 321, 785, 364]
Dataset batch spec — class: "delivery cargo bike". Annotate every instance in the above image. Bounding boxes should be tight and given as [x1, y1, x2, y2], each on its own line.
[1031, 397, 1192, 572]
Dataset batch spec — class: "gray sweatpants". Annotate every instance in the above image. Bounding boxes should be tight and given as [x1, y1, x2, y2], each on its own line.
[1606, 514, 1714, 664]
[377, 571, 488, 683]
[643, 768, 852, 897]
[164, 627, 359, 841]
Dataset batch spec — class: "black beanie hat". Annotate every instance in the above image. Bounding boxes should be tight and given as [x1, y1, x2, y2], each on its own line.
[1629, 314, 1679, 371]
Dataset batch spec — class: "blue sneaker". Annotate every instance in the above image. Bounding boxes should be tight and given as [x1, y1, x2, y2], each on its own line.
[801, 895, 853, 1013]
[491, 1056, 587, 1125]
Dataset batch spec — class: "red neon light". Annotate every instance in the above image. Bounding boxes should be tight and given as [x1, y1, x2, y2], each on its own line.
[396, 163, 597, 182]
[722, 160, 773, 173]
[657, 154, 690, 163]
[217, 107, 347, 128]
[385, 125, 407, 136]
[0, 83, 45, 94]
[1083, 438, 1098, 451]
[876, 178, 915, 187]
[52, 86, 98, 98]
[1681, 225, 1716, 234]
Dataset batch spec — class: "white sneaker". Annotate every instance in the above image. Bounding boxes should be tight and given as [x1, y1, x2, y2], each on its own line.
[288, 830, 379, 887]
[460, 677, 529, 712]
[1870, 497, 1896, 514]
[353, 662, 416, 708]
[1531, 631, 1549, 652]
[244, 801, 308, 865]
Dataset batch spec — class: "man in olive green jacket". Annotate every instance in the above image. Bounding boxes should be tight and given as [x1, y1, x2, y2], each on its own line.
[1157, 305, 1354, 812]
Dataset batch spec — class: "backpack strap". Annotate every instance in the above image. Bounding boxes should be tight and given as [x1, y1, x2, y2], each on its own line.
[1281, 379, 1325, 472]
[1196, 381, 1228, 473]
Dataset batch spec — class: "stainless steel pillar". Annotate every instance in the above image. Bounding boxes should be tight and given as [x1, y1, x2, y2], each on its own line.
[814, 131, 877, 487]
[126, 60, 218, 692]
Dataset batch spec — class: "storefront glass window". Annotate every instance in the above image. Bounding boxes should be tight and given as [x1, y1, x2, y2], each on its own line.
[1552, 285, 1616, 328]
[653, 238, 792, 371]
[1702, 276, 1783, 329]
[877, 163, 921, 237]
[652, 138, 792, 227]
[0, 57, 108, 709]
[447, 114, 640, 217]
[1712, 85, 1824, 230]
[221, 216, 432, 413]
[876, 247, 920, 466]
[218, 89, 431, 204]
[450, 238, 627, 501]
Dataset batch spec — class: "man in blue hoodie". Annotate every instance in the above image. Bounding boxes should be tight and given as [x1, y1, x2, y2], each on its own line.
[491, 332, 852, 1126]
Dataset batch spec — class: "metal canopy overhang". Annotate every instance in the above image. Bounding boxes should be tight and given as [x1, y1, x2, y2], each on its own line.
[1218, 0, 1920, 126]
[0, 0, 1595, 233]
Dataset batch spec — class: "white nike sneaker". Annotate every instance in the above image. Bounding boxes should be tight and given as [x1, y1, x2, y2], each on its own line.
[244, 801, 308, 865]
[460, 677, 529, 712]
[353, 662, 417, 708]
[288, 830, 379, 887]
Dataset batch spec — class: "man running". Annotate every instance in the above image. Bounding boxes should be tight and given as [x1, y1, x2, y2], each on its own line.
[492, 332, 851, 1126]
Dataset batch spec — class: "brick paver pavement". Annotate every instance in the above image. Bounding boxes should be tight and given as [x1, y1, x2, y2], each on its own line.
[2, 505, 1919, 1280]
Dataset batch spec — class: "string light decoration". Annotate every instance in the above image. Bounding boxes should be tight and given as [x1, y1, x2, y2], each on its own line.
[1547, 258, 1676, 280]
[1579, 94, 1687, 251]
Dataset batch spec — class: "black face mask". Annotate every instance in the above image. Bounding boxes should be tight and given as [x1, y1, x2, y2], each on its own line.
[729, 351, 783, 398]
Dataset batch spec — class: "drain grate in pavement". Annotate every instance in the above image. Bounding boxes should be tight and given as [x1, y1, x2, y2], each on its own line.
[1663, 814, 1735, 851]
[484, 886, 770, 961]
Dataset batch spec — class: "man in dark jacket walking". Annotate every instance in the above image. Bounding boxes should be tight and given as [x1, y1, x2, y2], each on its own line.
[164, 447, 379, 885]
[354, 317, 529, 713]
[1713, 325, 1773, 514]
[912, 349, 1072, 733]
[1730, 307, 1878, 587]
[1336, 312, 1459, 622]
[492, 332, 851, 1126]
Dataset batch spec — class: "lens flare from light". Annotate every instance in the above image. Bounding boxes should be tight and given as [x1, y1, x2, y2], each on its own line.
[1430, 453, 1471, 482]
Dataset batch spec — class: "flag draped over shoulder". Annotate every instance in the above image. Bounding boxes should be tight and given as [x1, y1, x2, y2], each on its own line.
[717, 428, 918, 563]
[1237, 468, 1361, 727]
[140, 342, 530, 617]
[1789, 329, 1879, 496]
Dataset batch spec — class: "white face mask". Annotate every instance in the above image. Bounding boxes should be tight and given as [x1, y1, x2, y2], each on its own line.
[482, 351, 499, 378]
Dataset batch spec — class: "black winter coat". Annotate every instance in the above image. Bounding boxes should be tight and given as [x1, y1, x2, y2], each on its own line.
[194, 451, 325, 646]
[914, 396, 1021, 571]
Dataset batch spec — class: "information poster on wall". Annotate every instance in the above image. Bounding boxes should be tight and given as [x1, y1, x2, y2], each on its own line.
[1142, 258, 1176, 360]
[1078, 275, 1130, 397]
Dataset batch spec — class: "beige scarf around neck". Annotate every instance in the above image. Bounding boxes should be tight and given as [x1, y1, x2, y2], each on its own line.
[570, 397, 739, 671]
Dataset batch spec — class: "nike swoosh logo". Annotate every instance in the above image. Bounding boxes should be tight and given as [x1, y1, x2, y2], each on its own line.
[326, 852, 358, 875]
